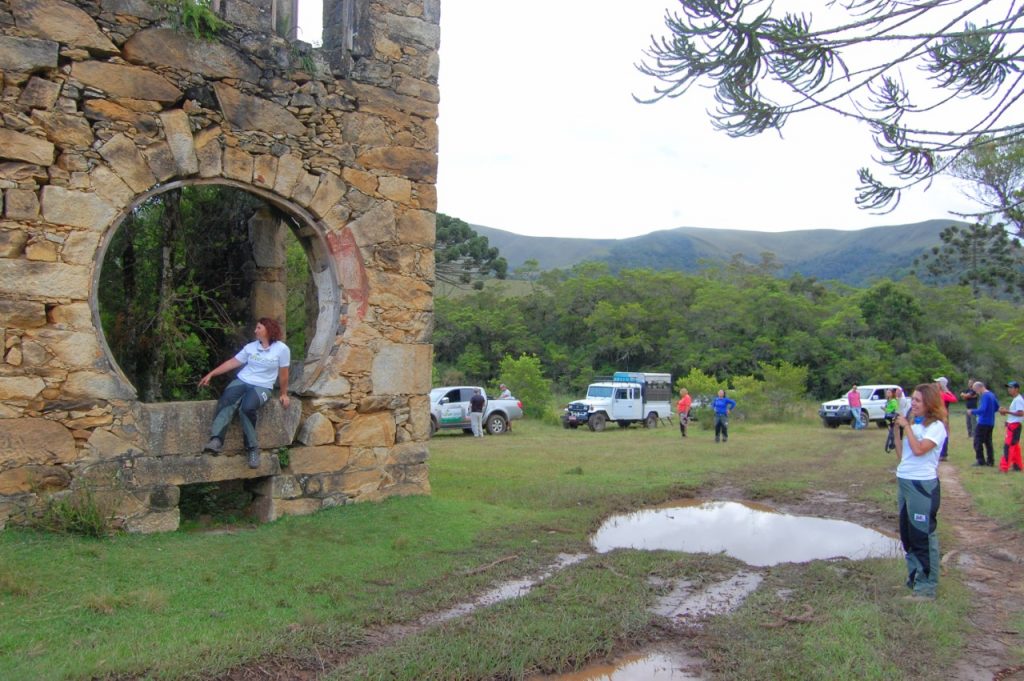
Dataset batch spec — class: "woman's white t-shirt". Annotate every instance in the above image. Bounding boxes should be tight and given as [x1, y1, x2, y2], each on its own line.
[234, 341, 290, 389]
[896, 420, 947, 480]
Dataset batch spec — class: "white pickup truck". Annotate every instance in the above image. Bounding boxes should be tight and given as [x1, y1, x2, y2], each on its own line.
[429, 386, 524, 436]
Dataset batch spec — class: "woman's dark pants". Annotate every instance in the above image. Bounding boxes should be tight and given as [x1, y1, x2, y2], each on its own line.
[209, 379, 270, 450]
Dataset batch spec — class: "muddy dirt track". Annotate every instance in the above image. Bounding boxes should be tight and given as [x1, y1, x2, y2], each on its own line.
[201, 462, 1024, 681]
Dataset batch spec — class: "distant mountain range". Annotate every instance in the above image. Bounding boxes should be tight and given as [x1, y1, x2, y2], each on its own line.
[473, 220, 964, 286]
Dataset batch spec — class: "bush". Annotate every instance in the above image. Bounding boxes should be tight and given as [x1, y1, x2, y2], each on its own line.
[498, 354, 552, 419]
[35, 488, 114, 537]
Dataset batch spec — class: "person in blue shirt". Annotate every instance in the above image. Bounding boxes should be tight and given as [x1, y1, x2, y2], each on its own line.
[711, 389, 736, 443]
[969, 381, 999, 467]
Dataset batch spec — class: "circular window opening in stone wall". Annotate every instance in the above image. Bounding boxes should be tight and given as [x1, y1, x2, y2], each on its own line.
[96, 182, 340, 403]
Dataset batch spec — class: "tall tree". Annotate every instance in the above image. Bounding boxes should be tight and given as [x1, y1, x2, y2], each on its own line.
[637, 0, 1024, 211]
[913, 221, 1024, 299]
[435, 213, 508, 286]
[947, 135, 1024, 233]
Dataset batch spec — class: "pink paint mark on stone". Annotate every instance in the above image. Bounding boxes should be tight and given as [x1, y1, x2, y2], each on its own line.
[326, 228, 369, 320]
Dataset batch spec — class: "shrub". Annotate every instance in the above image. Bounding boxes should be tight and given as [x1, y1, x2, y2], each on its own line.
[498, 353, 552, 419]
[36, 488, 114, 537]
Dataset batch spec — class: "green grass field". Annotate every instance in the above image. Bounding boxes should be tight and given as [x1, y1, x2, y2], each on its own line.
[0, 414, 1008, 679]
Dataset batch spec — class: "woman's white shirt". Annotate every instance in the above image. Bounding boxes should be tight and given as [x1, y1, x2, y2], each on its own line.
[896, 420, 946, 480]
[234, 341, 290, 389]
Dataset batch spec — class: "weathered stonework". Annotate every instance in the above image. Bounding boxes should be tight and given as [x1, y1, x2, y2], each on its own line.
[0, 0, 437, 532]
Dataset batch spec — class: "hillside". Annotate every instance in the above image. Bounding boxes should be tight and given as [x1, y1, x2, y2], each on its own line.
[473, 219, 961, 286]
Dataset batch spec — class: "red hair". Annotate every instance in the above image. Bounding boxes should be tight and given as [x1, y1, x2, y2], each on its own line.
[258, 317, 283, 343]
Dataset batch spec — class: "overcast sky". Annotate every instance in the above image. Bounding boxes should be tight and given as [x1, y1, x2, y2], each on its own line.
[300, 1, 980, 239]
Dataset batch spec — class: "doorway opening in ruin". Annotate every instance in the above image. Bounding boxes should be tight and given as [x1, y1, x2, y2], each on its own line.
[95, 181, 341, 403]
[296, 0, 324, 46]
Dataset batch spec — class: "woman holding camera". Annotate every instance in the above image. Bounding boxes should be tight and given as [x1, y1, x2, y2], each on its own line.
[893, 383, 947, 601]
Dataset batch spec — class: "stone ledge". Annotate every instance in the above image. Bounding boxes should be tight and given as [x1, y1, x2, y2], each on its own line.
[139, 399, 301, 456]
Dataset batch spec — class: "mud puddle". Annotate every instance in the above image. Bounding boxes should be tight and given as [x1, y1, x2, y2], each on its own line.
[592, 499, 900, 566]
[420, 553, 590, 625]
[531, 647, 705, 680]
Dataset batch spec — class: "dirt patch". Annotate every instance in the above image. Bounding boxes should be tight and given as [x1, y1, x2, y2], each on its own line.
[938, 463, 1024, 681]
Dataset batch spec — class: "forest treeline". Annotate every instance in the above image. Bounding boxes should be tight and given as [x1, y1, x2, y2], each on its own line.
[433, 259, 1024, 400]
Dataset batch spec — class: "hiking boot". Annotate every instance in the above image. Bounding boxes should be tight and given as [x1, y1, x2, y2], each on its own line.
[247, 448, 260, 469]
[203, 437, 223, 454]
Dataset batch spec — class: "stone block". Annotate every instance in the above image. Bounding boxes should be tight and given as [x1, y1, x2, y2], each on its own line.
[98, 134, 156, 193]
[286, 444, 351, 475]
[252, 474, 302, 499]
[342, 167, 379, 196]
[0, 300, 46, 328]
[252, 154, 277, 190]
[123, 508, 179, 533]
[89, 165, 135, 206]
[0, 464, 70, 494]
[348, 200, 396, 247]
[47, 301, 91, 328]
[19, 76, 61, 110]
[0, 35, 58, 73]
[272, 153, 303, 197]
[62, 371, 136, 400]
[158, 109, 199, 176]
[85, 428, 142, 460]
[249, 495, 321, 522]
[31, 110, 94, 148]
[0, 375, 45, 400]
[0, 418, 76, 466]
[223, 146, 253, 183]
[0, 128, 55, 166]
[296, 412, 336, 446]
[11, 0, 118, 54]
[124, 28, 261, 83]
[305, 468, 388, 499]
[40, 185, 116, 229]
[290, 170, 319, 205]
[397, 209, 435, 246]
[309, 172, 347, 219]
[213, 82, 305, 136]
[356, 147, 437, 183]
[138, 399, 301, 456]
[129, 451, 279, 486]
[141, 142, 178, 184]
[193, 127, 222, 178]
[385, 442, 428, 465]
[71, 62, 182, 103]
[336, 411, 396, 447]
[371, 343, 431, 395]
[382, 13, 441, 50]
[60, 230, 100, 266]
[5, 188, 40, 220]
[379, 176, 412, 205]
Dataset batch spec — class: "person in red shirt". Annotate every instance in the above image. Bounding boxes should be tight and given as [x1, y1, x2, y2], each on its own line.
[676, 388, 692, 438]
[935, 377, 958, 460]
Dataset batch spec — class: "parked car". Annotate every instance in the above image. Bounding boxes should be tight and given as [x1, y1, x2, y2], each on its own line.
[819, 384, 901, 428]
[429, 386, 524, 436]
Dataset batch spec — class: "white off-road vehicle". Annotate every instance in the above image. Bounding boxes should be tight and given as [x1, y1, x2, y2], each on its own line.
[562, 372, 672, 432]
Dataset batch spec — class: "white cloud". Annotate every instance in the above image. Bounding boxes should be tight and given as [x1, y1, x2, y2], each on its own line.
[435, 0, 980, 238]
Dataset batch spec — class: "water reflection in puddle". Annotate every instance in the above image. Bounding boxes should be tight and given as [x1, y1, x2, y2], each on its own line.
[592, 500, 900, 567]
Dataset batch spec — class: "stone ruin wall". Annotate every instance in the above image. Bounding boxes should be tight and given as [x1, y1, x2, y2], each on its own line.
[0, 0, 439, 532]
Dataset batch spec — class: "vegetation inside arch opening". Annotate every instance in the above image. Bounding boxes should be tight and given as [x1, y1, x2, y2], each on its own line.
[98, 185, 314, 403]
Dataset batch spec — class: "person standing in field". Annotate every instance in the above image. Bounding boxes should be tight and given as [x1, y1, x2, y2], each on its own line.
[200, 317, 290, 469]
[676, 388, 692, 438]
[712, 389, 736, 443]
[960, 379, 979, 438]
[970, 381, 999, 467]
[847, 384, 864, 429]
[934, 377, 957, 461]
[469, 388, 486, 437]
[893, 383, 947, 601]
[998, 381, 1024, 473]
